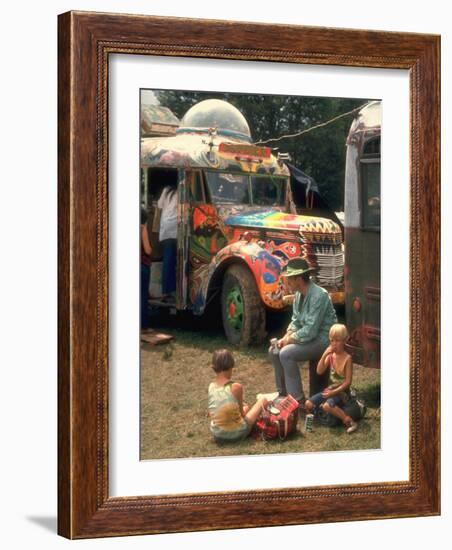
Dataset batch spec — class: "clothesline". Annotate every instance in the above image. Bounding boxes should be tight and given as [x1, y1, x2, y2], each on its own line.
[254, 101, 371, 146]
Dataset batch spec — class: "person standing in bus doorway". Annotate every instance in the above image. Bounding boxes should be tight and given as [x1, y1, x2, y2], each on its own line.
[157, 179, 178, 302]
[140, 207, 153, 330]
[269, 257, 337, 406]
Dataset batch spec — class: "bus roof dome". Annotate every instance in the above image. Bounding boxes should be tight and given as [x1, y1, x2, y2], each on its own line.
[177, 99, 252, 142]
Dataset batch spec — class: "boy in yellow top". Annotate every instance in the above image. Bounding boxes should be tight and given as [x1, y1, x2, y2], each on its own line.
[304, 323, 358, 434]
[208, 349, 268, 442]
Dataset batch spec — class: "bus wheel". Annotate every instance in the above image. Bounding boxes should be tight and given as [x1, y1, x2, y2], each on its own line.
[221, 264, 266, 345]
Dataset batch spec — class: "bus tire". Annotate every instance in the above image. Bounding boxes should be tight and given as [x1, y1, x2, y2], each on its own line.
[221, 264, 266, 345]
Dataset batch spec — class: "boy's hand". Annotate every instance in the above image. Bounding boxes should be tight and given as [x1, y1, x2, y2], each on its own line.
[322, 388, 333, 398]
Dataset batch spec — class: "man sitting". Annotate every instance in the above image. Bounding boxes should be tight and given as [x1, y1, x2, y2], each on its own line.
[269, 257, 337, 406]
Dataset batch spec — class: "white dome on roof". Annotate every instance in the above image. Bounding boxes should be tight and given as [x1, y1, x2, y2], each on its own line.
[178, 99, 252, 141]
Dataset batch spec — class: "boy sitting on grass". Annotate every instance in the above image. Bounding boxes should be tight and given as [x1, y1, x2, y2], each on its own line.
[208, 349, 268, 442]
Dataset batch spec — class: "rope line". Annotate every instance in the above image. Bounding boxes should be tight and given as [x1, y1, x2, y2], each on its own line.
[254, 101, 371, 145]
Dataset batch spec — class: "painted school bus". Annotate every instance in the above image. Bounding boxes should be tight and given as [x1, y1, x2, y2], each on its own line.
[141, 99, 344, 344]
[344, 101, 381, 367]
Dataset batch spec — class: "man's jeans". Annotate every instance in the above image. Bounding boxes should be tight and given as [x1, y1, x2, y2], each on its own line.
[269, 340, 327, 403]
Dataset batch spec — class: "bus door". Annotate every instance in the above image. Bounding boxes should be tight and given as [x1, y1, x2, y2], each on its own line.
[359, 138, 381, 367]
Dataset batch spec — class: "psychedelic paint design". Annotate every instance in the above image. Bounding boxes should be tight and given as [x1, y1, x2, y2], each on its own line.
[188, 206, 343, 314]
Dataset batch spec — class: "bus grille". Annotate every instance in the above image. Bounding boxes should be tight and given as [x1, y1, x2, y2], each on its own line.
[310, 243, 344, 288]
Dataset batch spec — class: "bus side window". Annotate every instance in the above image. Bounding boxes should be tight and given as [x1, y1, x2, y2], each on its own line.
[361, 163, 380, 228]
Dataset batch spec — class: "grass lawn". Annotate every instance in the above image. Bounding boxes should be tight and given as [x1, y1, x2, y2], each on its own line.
[140, 313, 381, 460]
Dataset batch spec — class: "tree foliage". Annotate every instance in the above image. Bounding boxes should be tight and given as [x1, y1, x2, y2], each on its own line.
[155, 90, 367, 210]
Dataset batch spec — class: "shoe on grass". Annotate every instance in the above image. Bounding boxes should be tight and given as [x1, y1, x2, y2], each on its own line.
[346, 420, 358, 434]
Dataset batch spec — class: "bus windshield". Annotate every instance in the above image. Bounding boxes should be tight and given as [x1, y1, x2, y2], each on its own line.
[205, 172, 249, 204]
[251, 175, 286, 206]
[205, 172, 286, 206]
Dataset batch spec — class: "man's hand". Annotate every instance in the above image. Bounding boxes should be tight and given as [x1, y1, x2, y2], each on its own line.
[278, 334, 292, 348]
[321, 388, 334, 398]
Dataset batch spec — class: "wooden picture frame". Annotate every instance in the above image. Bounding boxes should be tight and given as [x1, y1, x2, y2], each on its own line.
[58, 11, 440, 539]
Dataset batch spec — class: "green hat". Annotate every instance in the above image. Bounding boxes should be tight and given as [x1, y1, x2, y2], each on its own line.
[281, 257, 316, 278]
